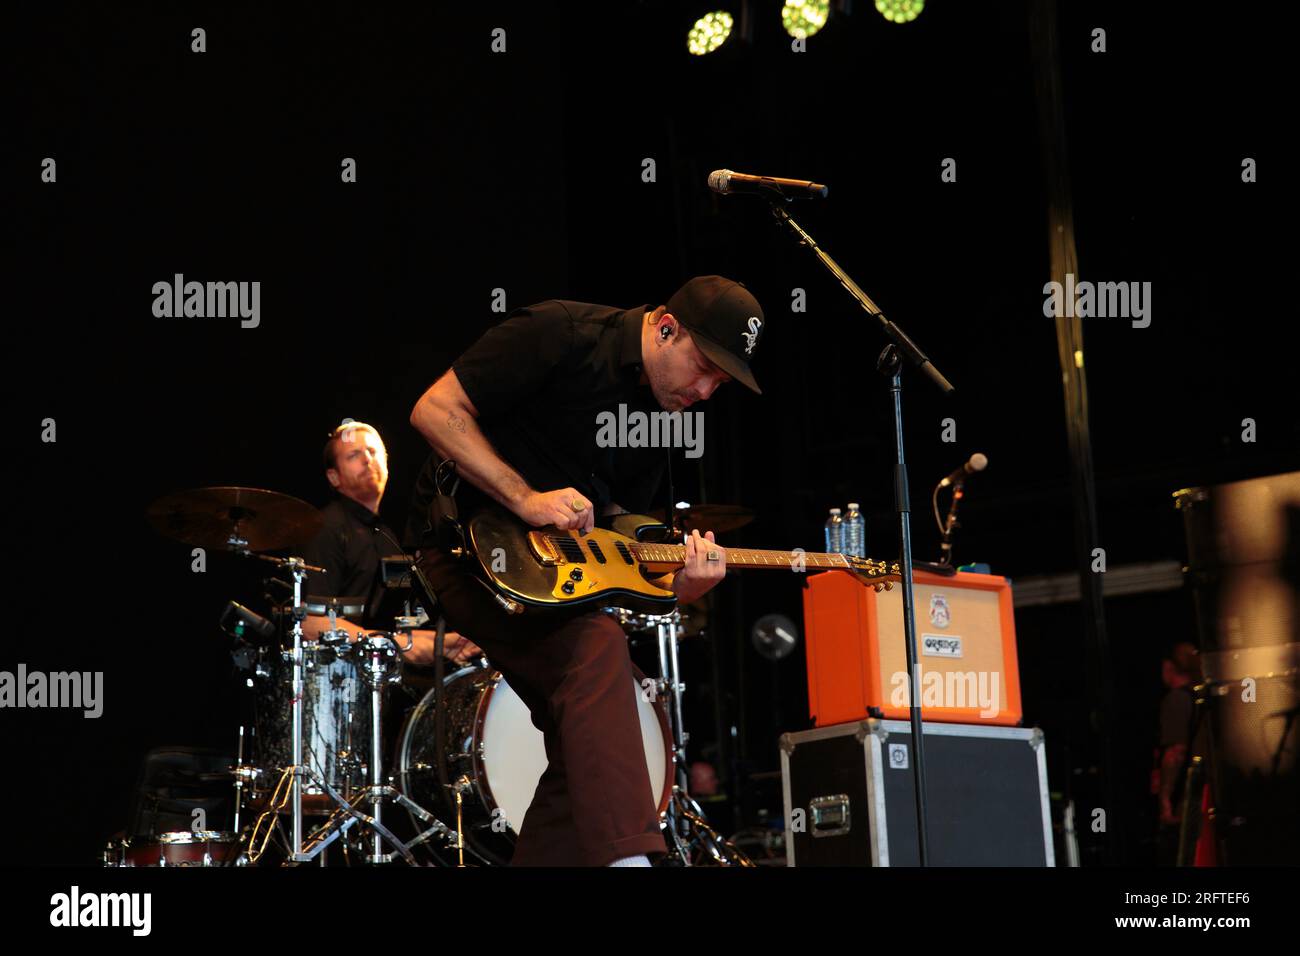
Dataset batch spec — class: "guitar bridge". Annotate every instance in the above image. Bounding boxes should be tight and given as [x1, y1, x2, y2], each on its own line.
[527, 531, 561, 566]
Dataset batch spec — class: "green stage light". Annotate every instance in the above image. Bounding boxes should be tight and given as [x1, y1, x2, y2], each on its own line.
[688, 11, 735, 55]
[782, 0, 831, 39]
[875, 0, 924, 24]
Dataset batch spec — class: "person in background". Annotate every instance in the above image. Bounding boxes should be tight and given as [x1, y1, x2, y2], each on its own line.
[1153, 640, 1202, 863]
[302, 420, 480, 665]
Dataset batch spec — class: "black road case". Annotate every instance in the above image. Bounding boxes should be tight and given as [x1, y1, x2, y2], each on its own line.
[779, 719, 1054, 866]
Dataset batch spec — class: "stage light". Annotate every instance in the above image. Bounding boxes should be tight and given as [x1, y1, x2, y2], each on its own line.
[752, 613, 800, 662]
[782, 0, 830, 39]
[875, 0, 924, 23]
[688, 10, 735, 55]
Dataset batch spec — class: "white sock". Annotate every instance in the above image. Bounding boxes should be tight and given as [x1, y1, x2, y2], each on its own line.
[607, 854, 651, 867]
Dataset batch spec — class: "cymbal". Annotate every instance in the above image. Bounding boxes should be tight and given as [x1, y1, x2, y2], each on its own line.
[147, 486, 323, 553]
[649, 503, 754, 536]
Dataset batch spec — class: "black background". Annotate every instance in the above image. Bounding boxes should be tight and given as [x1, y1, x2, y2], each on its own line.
[6, 1, 1293, 865]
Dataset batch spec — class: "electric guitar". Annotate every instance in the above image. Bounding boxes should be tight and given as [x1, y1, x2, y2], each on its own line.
[455, 507, 901, 614]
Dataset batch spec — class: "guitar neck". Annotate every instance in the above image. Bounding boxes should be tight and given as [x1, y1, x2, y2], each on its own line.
[628, 542, 853, 570]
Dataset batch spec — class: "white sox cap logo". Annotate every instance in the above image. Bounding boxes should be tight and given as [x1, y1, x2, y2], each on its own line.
[743, 316, 762, 355]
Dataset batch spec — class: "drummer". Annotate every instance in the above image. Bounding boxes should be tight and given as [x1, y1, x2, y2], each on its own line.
[301, 420, 481, 665]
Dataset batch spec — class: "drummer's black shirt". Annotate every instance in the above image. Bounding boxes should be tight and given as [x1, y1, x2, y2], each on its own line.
[404, 300, 670, 548]
[303, 494, 400, 600]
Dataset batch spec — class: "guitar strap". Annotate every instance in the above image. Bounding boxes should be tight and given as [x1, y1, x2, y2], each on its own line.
[423, 458, 465, 553]
[664, 446, 681, 539]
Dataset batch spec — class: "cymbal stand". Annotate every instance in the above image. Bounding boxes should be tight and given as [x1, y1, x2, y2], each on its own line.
[237, 553, 323, 861]
[284, 555, 314, 860]
[244, 551, 380, 864]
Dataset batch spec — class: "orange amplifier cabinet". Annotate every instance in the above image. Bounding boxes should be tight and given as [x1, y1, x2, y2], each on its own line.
[802, 569, 1022, 727]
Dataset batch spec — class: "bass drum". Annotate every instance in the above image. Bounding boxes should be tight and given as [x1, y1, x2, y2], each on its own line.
[398, 663, 672, 863]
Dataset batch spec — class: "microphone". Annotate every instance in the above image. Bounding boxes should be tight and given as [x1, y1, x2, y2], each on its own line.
[219, 601, 278, 644]
[938, 452, 988, 488]
[708, 169, 828, 199]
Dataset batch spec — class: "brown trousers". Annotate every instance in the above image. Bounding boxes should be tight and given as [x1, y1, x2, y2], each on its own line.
[415, 548, 665, 866]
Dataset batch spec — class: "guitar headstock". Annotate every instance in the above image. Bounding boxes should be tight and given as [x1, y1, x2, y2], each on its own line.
[847, 556, 903, 592]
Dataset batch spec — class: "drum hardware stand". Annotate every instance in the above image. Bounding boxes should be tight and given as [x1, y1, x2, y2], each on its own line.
[452, 775, 474, 867]
[284, 555, 316, 861]
[321, 605, 344, 643]
[232, 725, 247, 833]
[229, 548, 457, 865]
[351, 533, 497, 866]
[297, 778, 467, 865]
[364, 635, 397, 862]
[654, 613, 690, 792]
[237, 551, 326, 862]
[665, 788, 755, 867]
[239, 552, 431, 865]
[287, 632, 465, 865]
[651, 610, 753, 867]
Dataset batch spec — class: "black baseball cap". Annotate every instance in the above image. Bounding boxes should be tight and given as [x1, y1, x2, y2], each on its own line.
[665, 275, 765, 394]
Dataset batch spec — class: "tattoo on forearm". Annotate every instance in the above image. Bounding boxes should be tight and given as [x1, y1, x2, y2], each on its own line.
[447, 412, 467, 434]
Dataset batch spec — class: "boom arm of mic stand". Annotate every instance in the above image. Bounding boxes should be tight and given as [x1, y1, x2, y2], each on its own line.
[768, 202, 954, 395]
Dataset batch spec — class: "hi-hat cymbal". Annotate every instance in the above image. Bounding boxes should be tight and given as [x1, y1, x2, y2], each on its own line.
[147, 486, 323, 553]
[649, 503, 754, 536]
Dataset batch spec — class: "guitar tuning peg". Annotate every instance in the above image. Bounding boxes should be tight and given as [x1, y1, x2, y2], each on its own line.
[873, 583, 884, 592]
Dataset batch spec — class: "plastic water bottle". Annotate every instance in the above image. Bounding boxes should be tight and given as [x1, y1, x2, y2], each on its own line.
[824, 508, 844, 554]
[844, 503, 865, 558]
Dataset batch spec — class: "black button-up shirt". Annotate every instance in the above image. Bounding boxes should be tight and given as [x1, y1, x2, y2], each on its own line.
[303, 494, 400, 601]
[405, 300, 669, 547]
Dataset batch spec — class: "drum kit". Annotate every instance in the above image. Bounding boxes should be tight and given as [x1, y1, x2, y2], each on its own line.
[106, 486, 753, 867]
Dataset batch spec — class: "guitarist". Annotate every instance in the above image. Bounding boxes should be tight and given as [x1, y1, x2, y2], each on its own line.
[406, 276, 766, 866]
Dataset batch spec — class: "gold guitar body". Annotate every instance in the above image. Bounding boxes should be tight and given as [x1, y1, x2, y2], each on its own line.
[465, 509, 678, 614]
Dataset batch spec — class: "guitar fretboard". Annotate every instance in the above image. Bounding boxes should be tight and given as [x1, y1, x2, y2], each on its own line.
[627, 543, 854, 570]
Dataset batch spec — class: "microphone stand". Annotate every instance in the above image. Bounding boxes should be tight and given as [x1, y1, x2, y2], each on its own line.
[937, 481, 965, 568]
[767, 197, 954, 867]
